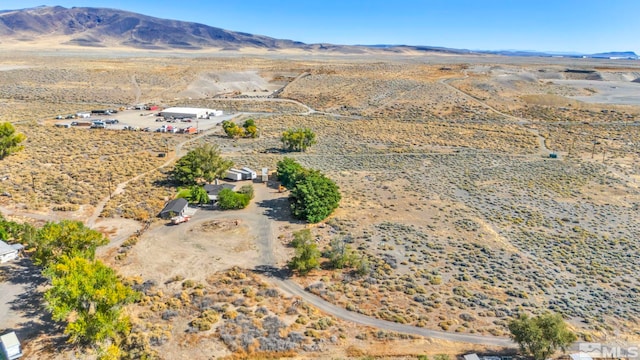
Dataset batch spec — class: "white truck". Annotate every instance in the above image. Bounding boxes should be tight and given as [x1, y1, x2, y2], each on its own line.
[170, 215, 190, 225]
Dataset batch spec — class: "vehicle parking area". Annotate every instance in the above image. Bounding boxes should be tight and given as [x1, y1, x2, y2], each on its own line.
[53, 108, 236, 133]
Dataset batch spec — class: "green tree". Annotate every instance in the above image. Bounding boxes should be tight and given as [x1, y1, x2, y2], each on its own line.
[0, 213, 36, 244]
[243, 119, 258, 138]
[290, 228, 313, 249]
[281, 128, 316, 152]
[276, 157, 304, 189]
[173, 144, 233, 185]
[217, 188, 250, 210]
[237, 184, 255, 200]
[0, 122, 26, 159]
[243, 119, 256, 128]
[290, 170, 341, 223]
[509, 313, 577, 360]
[326, 237, 359, 269]
[31, 220, 108, 266]
[288, 229, 320, 275]
[189, 185, 210, 205]
[44, 256, 138, 344]
[222, 120, 244, 138]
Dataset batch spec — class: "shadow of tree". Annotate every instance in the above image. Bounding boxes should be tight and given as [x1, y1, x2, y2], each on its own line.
[252, 264, 293, 280]
[256, 197, 297, 222]
[1, 258, 69, 351]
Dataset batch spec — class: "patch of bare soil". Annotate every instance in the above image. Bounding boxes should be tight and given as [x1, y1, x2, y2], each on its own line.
[195, 219, 242, 232]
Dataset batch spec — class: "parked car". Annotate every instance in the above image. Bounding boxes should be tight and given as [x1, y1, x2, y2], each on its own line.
[171, 215, 190, 225]
[104, 119, 119, 124]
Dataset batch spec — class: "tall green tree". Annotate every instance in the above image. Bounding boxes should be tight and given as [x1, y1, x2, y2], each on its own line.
[44, 256, 138, 344]
[31, 220, 108, 267]
[0, 122, 26, 159]
[509, 313, 577, 360]
[276, 157, 304, 189]
[290, 170, 341, 223]
[281, 128, 316, 152]
[173, 144, 233, 185]
[288, 229, 320, 276]
[189, 185, 210, 205]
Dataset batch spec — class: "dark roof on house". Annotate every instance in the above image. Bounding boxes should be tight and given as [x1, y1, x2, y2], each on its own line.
[159, 198, 188, 216]
[203, 183, 236, 195]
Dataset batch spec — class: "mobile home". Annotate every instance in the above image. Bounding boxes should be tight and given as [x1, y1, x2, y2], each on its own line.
[241, 167, 257, 180]
[225, 169, 243, 181]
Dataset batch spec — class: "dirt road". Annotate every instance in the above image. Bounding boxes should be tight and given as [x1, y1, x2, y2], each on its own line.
[244, 183, 515, 347]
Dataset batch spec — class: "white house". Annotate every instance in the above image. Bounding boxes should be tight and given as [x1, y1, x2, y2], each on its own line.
[0, 241, 22, 263]
[0, 331, 23, 360]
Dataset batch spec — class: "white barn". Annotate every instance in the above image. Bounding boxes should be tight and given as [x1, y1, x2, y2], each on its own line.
[160, 107, 216, 119]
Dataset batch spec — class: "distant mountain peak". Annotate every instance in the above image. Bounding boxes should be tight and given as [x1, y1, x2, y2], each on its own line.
[0, 5, 308, 50]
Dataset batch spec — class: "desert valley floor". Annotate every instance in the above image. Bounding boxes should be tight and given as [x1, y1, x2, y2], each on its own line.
[0, 47, 639, 359]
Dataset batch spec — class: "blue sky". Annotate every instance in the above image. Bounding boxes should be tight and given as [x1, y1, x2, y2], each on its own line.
[2, 0, 639, 53]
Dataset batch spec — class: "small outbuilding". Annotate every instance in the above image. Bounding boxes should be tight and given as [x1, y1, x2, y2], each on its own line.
[0, 241, 22, 263]
[204, 183, 236, 202]
[0, 331, 23, 360]
[463, 354, 481, 360]
[159, 198, 189, 219]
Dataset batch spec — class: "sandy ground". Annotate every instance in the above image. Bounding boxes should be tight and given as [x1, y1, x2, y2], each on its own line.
[109, 179, 292, 283]
[553, 79, 640, 105]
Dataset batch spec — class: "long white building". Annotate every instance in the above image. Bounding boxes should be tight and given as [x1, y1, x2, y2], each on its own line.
[160, 107, 218, 119]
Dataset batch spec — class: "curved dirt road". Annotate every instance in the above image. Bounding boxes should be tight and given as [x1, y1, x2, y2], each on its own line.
[268, 274, 514, 347]
[248, 185, 514, 347]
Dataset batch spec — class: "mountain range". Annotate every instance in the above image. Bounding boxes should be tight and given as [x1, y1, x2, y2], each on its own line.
[0, 5, 637, 59]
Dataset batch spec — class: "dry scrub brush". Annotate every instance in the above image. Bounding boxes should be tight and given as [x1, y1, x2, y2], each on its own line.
[129, 267, 343, 357]
[0, 124, 178, 210]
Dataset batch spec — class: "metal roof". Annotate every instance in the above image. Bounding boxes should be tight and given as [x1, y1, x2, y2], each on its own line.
[0, 331, 20, 349]
[159, 198, 188, 215]
[0, 241, 18, 255]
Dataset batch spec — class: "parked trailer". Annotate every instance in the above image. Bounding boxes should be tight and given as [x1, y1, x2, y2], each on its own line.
[225, 169, 243, 181]
[241, 167, 257, 180]
[231, 168, 253, 180]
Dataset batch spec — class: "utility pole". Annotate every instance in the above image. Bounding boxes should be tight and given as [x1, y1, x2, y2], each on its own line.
[107, 172, 112, 199]
[30, 171, 36, 191]
[591, 138, 600, 159]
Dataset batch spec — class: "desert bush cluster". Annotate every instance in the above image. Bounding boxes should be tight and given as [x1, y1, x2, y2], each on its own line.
[281, 67, 504, 121]
[130, 267, 343, 357]
[294, 149, 639, 335]
[0, 124, 177, 211]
